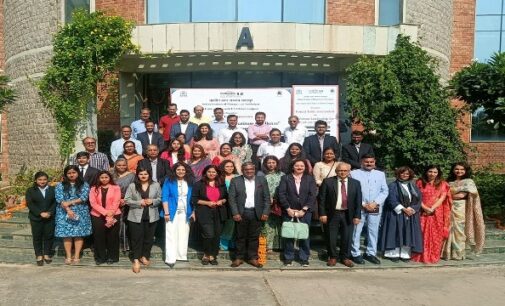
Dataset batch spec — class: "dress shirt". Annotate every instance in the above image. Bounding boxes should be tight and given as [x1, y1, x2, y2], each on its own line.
[131, 119, 158, 139]
[159, 114, 180, 140]
[180, 122, 189, 134]
[247, 123, 272, 146]
[189, 115, 211, 125]
[244, 178, 256, 209]
[217, 127, 248, 145]
[79, 164, 89, 177]
[336, 178, 348, 210]
[150, 159, 158, 182]
[394, 182, 412, 214]
[110, 138, 143, 162]
[38, 186, 49, 198]
[284, 125, 308, 145]
[318, 135, 325, 159]
[350, 168, 389, 207]
[69, 151, 109, 170]
[257, 141, 289, 162]
[210, 120, 227, 137]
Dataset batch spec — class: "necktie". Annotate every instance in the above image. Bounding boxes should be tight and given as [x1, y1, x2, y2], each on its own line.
[80, 167, 85, 176]
[340, 179, 348, 210]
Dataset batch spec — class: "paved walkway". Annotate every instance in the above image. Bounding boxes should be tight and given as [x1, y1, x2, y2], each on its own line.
[1, 264, 504, 305]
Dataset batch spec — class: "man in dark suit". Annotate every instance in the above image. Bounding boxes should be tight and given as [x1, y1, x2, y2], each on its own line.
[75, 151, 99, 186]
[318, 162, 362, 268]
[228, 162, 270, 268]
[303, 120, 340, 166]
[136, 145, 171, 185]
[136, 119, 165, 156]
[169, 109, 199, 144]
[341, 130, 374, 170]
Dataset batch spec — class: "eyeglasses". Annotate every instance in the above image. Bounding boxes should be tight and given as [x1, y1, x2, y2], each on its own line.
[84, 142, 96, 145]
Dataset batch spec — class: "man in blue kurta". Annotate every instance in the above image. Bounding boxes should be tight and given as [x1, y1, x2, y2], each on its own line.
[350, 154, 388, 264]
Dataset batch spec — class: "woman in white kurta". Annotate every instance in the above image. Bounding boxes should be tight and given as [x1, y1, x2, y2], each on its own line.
[162, 162, 195, 268]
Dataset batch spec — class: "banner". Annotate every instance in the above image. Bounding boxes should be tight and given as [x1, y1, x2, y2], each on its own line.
[170, 88, 291, 130]
[292, 85, 339, 138]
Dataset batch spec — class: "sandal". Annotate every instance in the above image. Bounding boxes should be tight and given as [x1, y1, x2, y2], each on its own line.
[72, 258, 81, 265]
[201, 256, 210, 265]
[140, 257, 150, 266]
[64, 258, 72, 265]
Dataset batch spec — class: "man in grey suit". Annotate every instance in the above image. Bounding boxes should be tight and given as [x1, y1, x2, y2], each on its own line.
[228, 162, 270, 268]
[136, 119, 165, 156]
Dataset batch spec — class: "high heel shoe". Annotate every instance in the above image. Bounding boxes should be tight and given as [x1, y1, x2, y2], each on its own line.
[132, 260, 141, 273]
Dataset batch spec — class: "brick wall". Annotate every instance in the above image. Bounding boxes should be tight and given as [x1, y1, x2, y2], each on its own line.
[327, 0, 375, 25]
[97, 73, 120, 132]
[95, 0, 144, 24]
[0, 0, 8, 179]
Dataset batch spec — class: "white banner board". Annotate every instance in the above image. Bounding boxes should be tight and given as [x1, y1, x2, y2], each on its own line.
[171, 88, 292, 130]
[292, 85, 339, 138]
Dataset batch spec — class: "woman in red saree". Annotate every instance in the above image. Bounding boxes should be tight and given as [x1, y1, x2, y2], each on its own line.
[411, 165, 451, 264]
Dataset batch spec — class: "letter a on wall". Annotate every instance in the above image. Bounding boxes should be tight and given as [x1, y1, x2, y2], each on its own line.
[236, 27, 254, 49]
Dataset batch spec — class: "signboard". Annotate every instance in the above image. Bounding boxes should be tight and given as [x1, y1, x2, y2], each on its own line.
[292, 85, 339, 138]
[170, 88, 292, 130]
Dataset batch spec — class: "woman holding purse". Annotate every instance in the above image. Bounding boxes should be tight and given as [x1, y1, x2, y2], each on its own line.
[262, 155, 285, 251]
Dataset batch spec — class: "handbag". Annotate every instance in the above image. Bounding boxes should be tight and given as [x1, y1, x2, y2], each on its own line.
[270, 198, 282, 217]
[281, 218, 309, 240]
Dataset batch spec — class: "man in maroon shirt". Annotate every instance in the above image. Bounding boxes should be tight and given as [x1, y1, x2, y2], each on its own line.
[158, 103, 180, 143]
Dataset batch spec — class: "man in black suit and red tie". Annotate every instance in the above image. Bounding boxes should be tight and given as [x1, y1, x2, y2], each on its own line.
[341, 130, 374, 170]
[318, 162, 362, 268]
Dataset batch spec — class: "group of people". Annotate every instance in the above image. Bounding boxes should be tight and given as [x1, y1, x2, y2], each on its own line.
[25, 104, 486, 271]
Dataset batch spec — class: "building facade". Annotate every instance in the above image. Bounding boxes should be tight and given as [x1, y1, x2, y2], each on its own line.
[0, 0, 502, 177]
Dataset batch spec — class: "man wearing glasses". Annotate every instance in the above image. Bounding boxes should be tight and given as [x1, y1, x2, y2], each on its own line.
[69, 137, 110, 170]
[283, 115, 308, 145]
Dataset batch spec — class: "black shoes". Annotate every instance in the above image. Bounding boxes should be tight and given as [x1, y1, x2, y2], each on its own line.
[352, 255, 365, 264]
[364, 254, 381, 265]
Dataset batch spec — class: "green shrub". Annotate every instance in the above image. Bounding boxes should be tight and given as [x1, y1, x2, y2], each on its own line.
[473, 164, 505, 216]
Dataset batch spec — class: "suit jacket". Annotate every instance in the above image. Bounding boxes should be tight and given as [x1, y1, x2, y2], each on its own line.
[89, 185, 122, 217]
[25, 186, 56, 221]
[81, 166, 99, 186]
[302, 134, 340, 166]
[342, 142, 374, 169]
[125, 182, 162, 223]
[278, 174, 318, 213]
[318, 176, 362, 224]
[136, 158, 171, 185]
[170, 122, 199, 144]
[228, 176, 270, 220]
[161, 179, 193, 221]
[137, 131, 166, 155]
[191, 181, 229, 221]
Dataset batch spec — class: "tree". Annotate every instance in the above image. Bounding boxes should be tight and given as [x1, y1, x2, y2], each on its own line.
[346, 35, 465, 173]
[450, 52, 505, 130]
[0, 74, 16, 111]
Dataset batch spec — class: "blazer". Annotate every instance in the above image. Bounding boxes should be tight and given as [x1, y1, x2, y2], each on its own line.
[318, 176, 362, 224]
[302, 134, 340, 166]
[125, 182, 162, 223]
[81, 166, 100, 186]
[341, 142, 374, 170]
[278, 174, 318, 213]
[161, 179, 193, 221]
[137, 131, 166, 155]
[170, 122, 199, 144]
[136, 158, 171, 185]
[25, 186, 56, 222]
[228, 176, 270, 220]
[191, 180, 229, 221]
[89, 185, 122, 217]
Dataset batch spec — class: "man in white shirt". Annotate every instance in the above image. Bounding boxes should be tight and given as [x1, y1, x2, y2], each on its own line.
[110, 125, 142, 162]
[210, 107, 227, 137]
[217, 114, 247, 144]
[189, 105, 211, 125]
[257, 128, 289, 165]
[284, 115, 308, 145]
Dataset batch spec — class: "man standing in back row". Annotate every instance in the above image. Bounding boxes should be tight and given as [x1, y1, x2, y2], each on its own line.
[342, 130, 375, 170]
[303, 120, 340, 166]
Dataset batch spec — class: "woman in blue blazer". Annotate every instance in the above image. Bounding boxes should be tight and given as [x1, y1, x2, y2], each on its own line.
[161, 162, 195, 268]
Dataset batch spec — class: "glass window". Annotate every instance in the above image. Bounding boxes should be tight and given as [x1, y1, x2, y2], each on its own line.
[283, 0, 325, 24]
[237, 0, 282, 22]
[65, 0, 90, 23]
[192, 0, 236, 22]
[471, 107, 505, 141]
[474, 31, 501, 63]
[237, 71, 282, 87]
[476, 15, 502, 31]
[147, 0, 190, 24]
[476, 0, 503, 15]
[379, 0, 402, 26]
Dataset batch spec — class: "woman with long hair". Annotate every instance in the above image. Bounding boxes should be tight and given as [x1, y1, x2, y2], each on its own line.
[442, 162, 485, 259]
[55, 165, 92, 265]
[125, 168, 162, 273]
[191, 165, 228, 265]
[262, 155, 285, 251]
[279, 143, 312, 174]
[110, 158, 135, 252]
[188, 144, 212, 182]
[219, 159, 239, 251]
[212, 143, 241, 174]
[175, 132, 192, 157]
[191, 123, 220, 159]
[160, 138, 190, 166]
[411, 165, 452, 264]
[162, 162, 195, 268]
[89, 171, 122, 265]
[313, 147, 338, 187]
[229, 131, 253, 165]
[26, 171, 56, 266]
[118, 140, 144, 173]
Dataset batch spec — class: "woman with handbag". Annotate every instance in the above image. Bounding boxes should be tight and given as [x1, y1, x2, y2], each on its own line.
[262, 155, 285, 251]
[411, 165, 452, 264]
[278, 159, 317, 267]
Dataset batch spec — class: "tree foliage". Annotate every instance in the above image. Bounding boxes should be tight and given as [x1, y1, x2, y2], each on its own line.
[38, 10, 138, 160]
[346, 35, 465, 173]
[450, 52, 505, 130]
[0, 74, 16, 112]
